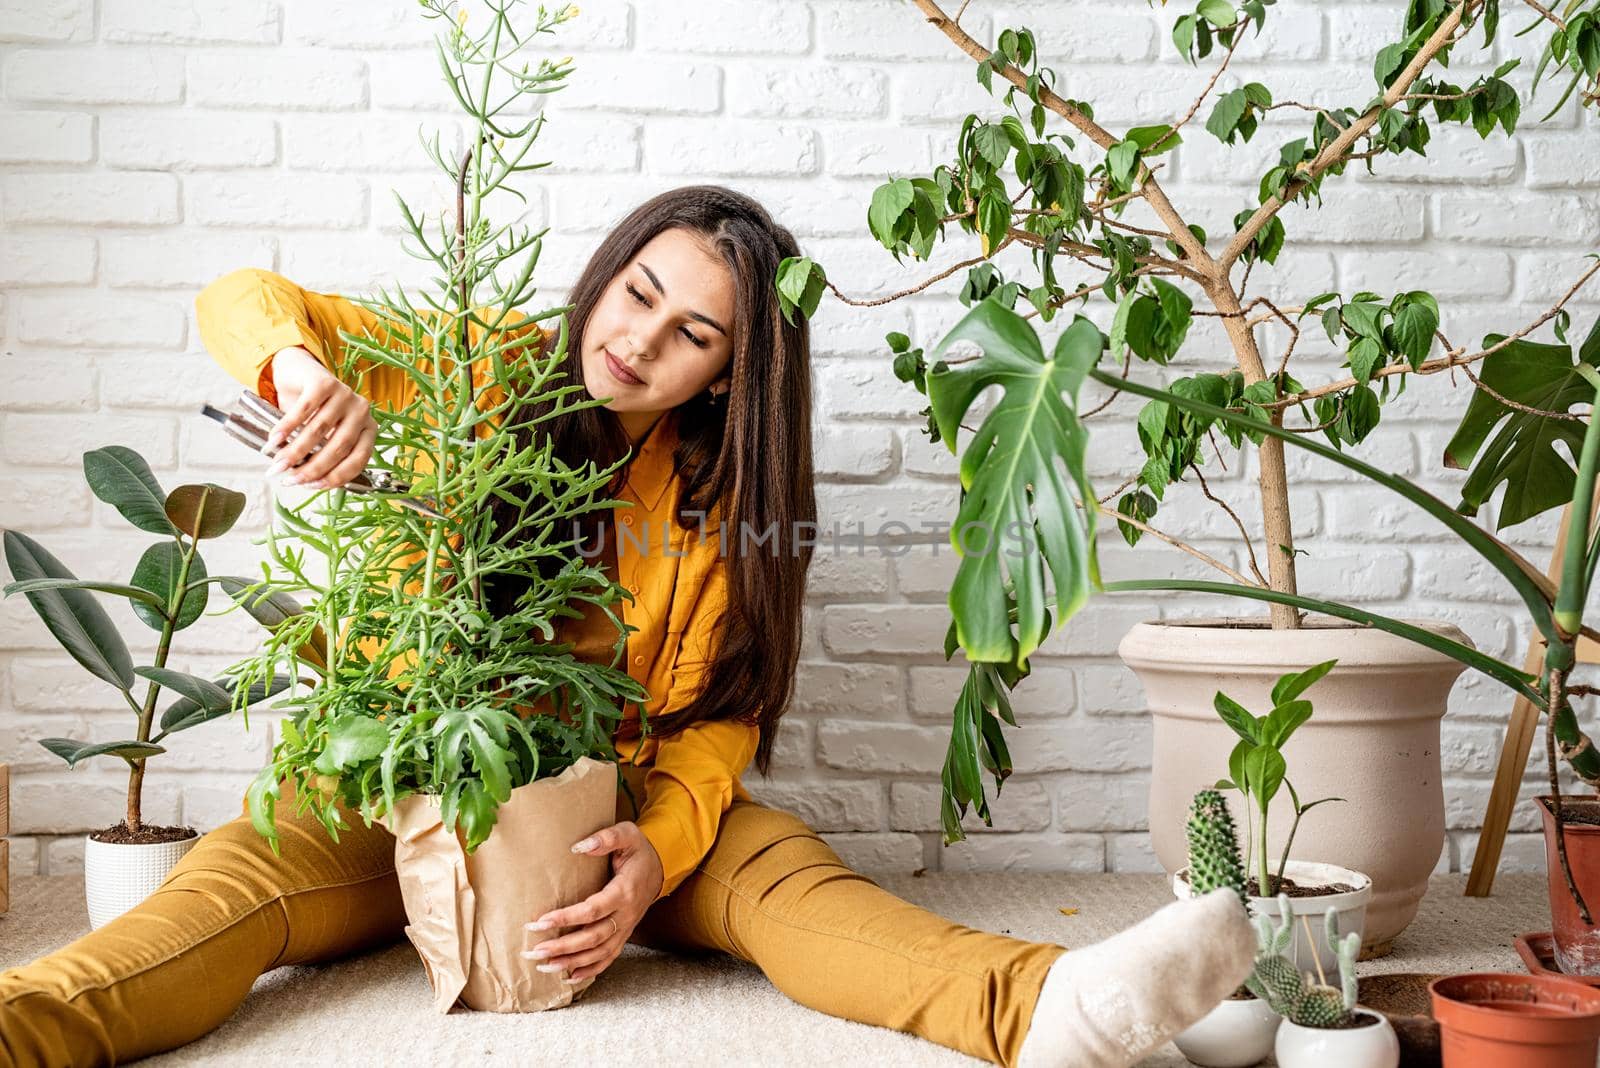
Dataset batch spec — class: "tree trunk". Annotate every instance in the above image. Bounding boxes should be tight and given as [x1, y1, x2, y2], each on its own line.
[1211, 282, 1301, 629]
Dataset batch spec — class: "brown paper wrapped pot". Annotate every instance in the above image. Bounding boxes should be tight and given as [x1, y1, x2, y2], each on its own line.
[380, 755, 619, 1012]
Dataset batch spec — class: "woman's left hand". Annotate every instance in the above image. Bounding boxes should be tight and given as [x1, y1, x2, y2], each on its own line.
[523, 820, 665, 982]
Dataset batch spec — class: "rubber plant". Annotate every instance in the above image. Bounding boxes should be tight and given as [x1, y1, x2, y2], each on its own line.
[222, 0, 649, 853]
[2, 448, 287, 839]
[774, 0, 1600, 859]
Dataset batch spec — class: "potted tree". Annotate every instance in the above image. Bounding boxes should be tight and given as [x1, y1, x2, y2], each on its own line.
[2, 447, 286, 927]
[775, 0, 1597, 954]
[217, 0, 649, 1013]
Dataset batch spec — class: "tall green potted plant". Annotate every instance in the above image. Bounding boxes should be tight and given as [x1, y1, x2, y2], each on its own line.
[2, 448, 286, 927]
[776, 0, 1600, 955]
[217, 0, 649, 1012]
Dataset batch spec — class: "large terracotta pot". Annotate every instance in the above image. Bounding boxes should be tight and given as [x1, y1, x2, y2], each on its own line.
[1122, 616, 1471, 958]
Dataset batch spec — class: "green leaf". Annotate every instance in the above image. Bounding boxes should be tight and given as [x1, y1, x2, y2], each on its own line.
[1126, 124, 1181, 155]
[83, 446, 177, 536]
[134, 665, 232, 711]
[158, 674, 293, 736]
[925, 301, 1103, 665]
[977, 192, 1011, 256]
[130, 542, 208, 632]
[868, 179, 915, 246]
[1259, 699, 1314, 747]
[1107, 140, 1140, 189]
[1271, 659, 1338, 704]
[1392, 298, 1438, 368]
[317, 716, 390, 774]
[2, 530, 134, 690]
[165, 483, 246, 540]
[1197, 0, 1237, 28]
[219, 576, 329, 672]
[1207, 88, 1249, 142]
[1242, 744, 1287, 805]
[1349, 337, 1383, 383]
[973, 124, 1012, 169]
[1214, 691, 1259, 742]
[1, 577, 165, 610]
[41, 737, 164, 768]
[1116, 490, 1158, 547]
[1444, 318, 1600, 529]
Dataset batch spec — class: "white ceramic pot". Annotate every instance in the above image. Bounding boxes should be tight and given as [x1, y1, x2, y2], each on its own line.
[1122, 617, 1470, 957]
[1274, 1008, 1399, 1068]
[1172, 995, 1281, 1067]
[1174, 860, 1371, 977]
[84, 832, 198, 929]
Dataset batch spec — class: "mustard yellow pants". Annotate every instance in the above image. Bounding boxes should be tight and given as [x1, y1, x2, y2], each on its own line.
[0, 783, 1064, 1067]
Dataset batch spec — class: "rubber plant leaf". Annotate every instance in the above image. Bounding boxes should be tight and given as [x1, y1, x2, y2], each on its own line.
[2, 529, 135, 690]
[165, 483, 247, 540]
[83, 445, 178, 536]
[130, 542, 208, 632]
[218, 577, 330, 673]
[1443, 315, 1600, 530]
[40, 737, 164, 768]
[925, 298, 1101, 666]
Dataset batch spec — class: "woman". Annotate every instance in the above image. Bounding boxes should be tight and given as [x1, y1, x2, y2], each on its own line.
[0, 186, 1252, 1068]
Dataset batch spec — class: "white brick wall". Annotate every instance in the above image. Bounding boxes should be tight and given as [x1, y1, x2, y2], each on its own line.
[1, 0, 1595, 881]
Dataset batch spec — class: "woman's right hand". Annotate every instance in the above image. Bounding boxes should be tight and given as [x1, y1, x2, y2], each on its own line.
[265, 345, 378, 490]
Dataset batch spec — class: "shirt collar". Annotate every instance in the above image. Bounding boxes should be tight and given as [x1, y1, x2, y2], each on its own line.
[624, 407, 679, 511]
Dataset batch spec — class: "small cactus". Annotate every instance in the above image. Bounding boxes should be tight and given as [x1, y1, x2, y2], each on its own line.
[1247, 897, 1360, 1028]
[1184, 788, 1247, 906]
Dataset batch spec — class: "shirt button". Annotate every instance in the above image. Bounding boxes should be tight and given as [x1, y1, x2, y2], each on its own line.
[632, 654, 644, 667]
[622, 514, 634, 526]
[628, 583, 640, 595]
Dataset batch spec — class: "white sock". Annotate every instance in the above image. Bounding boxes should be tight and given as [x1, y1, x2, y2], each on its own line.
[1015, 887, 1256, 1068]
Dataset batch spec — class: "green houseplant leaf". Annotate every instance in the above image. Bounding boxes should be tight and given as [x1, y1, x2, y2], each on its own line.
[2, 530, 134, 691]
[130, 542, 209, 632]
[165, 483, 247, 540]
[925, 299, 1101, 666]
[83, 445, 178, 536]
[41, 737, 165, 768]
[156, 674, 293, 738]
[1443, 315, 1600, 529]
[219, 577, 329, 673]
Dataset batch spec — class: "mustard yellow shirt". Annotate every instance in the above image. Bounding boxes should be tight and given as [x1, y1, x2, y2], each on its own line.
[195, 268, 757, 901]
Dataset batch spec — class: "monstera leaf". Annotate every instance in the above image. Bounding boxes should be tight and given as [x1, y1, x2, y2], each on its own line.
[925, 299, 1102, 666]
[1444, 316, 1600, 530]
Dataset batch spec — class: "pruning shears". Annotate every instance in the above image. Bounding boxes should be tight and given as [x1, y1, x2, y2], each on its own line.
[201, 390, 445, 519]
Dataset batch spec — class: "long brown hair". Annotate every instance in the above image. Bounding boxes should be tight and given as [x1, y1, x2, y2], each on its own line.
[487, 185, 815, 776]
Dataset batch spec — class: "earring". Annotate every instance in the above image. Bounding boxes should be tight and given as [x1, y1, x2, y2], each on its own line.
[708, 387, 726, 404]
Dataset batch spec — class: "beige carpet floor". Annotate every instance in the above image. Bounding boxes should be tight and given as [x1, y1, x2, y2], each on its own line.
[0, 873, 1550, 1066]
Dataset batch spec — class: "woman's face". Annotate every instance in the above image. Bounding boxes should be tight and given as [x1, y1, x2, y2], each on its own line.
[580, 226, 736, 442]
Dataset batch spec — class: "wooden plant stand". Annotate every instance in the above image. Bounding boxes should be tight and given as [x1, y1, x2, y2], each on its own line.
[1, 763, 9, 914]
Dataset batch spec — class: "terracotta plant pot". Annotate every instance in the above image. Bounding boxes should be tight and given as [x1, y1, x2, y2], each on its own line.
[83, 830, 199, 929]
[1275, 1008, 1399, 1068]
[1173, 859, 1371, 976]
[1430, 972, 1600, 1067]
[1537, 797, 1600, 976]
[1171, 994, 1281, 1067]
[1123, 617, 1470, 957]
